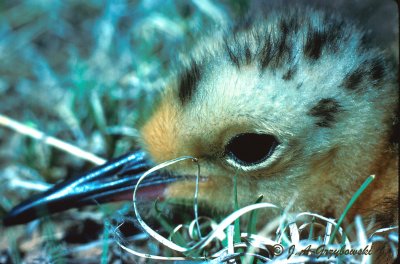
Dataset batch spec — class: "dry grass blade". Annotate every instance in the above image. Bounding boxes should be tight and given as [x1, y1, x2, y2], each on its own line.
[0, 114, 106, 165]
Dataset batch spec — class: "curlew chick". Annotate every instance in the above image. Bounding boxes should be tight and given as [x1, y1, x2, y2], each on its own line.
[3, 7, 398, 260]
[140, 9, 398, 225]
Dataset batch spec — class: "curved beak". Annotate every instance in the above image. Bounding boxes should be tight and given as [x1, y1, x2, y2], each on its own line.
[2, 151, 177, 226]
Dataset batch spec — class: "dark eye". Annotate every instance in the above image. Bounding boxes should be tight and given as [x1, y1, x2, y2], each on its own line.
[225, 133, 279, 166]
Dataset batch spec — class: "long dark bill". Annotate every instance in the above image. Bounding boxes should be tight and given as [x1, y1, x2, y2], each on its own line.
[2, 151, 177, 226]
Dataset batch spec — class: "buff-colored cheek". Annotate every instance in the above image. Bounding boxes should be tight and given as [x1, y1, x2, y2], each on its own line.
[140, 97, 181, 163]
[164, 179, 233, 211]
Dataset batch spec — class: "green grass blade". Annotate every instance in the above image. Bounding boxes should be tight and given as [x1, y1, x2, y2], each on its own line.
[247, 194, 264, 235]
[233, 172, 241, 245]
[153, 200, 188, 248]
[246, 195, 264, 264]
[329, 175, 375, 244]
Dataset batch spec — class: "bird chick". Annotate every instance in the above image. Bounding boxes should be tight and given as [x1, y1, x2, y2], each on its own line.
[139, 8, 398, 227]
[3, 6, 398, 263]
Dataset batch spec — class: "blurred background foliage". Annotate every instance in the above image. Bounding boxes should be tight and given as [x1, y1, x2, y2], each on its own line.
[0, 0, 244, 209]
[0, 0, 397, 263]
[0, 0, 247, 262]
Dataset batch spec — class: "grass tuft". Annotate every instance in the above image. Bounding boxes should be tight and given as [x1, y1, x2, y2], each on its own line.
[114, 158, 398, 263]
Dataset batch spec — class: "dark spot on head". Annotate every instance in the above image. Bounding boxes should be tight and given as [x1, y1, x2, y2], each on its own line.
[369, 58, 385, 85]
[342, 67, 365, 91]
[225, 40, 240, 68]
[275, 19, 293, 66]
[245, 45, 252, 65]
[276, 33, 290, 63]
[260, 25, 292, 71]
[326, 23, 344, 52]
[280, 16, 300, 35]
[359, 33, 371, 50]
[178, 61, 201, 104]
[280, 18, 290, 36]
[259, 34, 274, 70]
[321, 13, 346, 46]
[304, 29, 328, 60]
[308, 98, 343, 127]
[282, 67, 296, 81]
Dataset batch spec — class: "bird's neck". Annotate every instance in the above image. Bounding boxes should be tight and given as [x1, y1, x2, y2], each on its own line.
[350, 148, 398, 228]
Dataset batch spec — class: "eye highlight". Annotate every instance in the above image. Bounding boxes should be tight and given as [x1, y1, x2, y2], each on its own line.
[225, 133, 279, 167]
